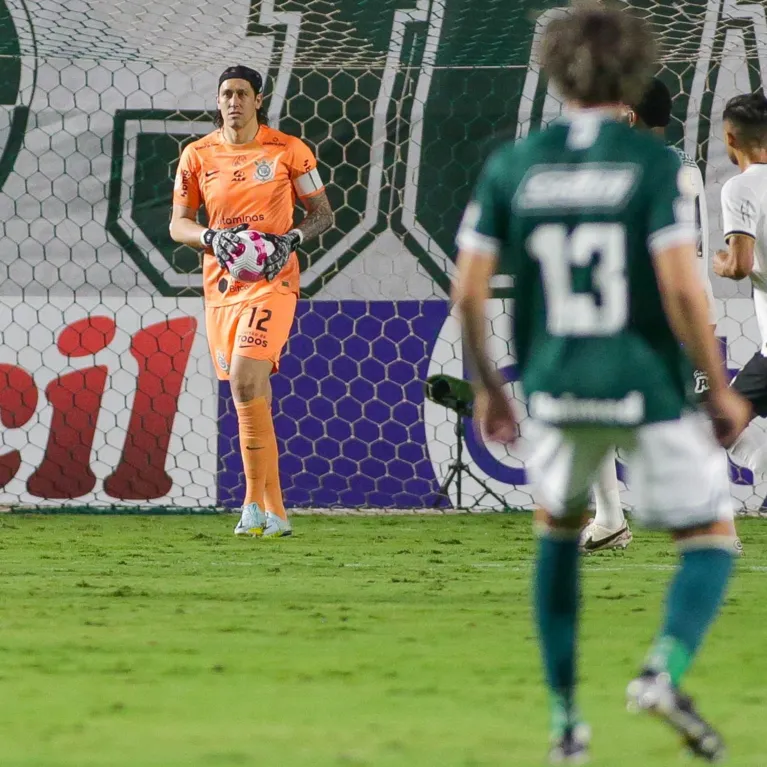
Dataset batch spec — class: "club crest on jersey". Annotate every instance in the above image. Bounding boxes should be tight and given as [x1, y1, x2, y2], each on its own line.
[216, 349, 230, 373]
[253, 159, 276, 183]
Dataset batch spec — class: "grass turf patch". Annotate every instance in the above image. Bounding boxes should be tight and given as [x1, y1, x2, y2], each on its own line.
[0, 514, 765, 766]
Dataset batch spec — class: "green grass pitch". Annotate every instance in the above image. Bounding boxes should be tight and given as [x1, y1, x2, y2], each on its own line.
[1, 513, 766, 766]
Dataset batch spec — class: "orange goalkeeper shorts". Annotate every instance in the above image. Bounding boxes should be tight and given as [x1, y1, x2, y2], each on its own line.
[205, 290, 298, 380]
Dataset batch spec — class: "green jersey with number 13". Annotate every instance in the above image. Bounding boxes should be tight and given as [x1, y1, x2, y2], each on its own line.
[457, 111, 697, 426]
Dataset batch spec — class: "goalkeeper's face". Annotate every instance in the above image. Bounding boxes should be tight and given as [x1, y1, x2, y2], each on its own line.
[217, 78, 263, 129]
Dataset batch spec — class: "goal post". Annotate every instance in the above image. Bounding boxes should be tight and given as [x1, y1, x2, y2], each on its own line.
[1, 0, 766, 513]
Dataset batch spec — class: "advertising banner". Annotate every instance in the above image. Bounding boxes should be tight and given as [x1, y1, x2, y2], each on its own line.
[2, 298, 767, 512]
[0, 297, 218, 508]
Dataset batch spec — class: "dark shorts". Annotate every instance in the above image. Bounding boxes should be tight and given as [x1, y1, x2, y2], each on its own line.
[731, 352, 767, 417]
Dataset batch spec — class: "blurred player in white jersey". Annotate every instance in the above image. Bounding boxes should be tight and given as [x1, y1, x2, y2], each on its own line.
[581, 78, 719, 552]
[714, 93, 767, 478]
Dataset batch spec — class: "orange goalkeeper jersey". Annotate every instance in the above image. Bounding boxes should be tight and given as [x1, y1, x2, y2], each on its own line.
[172, 125, 325, 307]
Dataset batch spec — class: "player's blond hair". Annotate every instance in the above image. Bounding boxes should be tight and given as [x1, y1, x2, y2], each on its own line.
[541, 2, 656, 108]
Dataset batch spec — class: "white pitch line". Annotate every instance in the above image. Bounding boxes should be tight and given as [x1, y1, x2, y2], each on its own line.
[471, 563, 767, 573]
[202, 561, 767, 573]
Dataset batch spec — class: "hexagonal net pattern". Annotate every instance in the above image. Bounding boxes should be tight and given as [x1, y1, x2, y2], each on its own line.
[0, 0, 766, 513]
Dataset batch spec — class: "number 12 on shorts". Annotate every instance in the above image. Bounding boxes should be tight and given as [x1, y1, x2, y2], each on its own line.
[248, 307, 272, 332]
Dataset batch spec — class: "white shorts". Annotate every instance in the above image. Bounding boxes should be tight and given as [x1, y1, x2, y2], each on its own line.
[527, 412, 733, 530]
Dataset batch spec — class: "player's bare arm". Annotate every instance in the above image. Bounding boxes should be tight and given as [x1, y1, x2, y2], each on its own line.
[452, 248, 499, 392]
[261, 183, 332, 281]
[169, 204, 205, 247]
[452, 248, 516, 443]
[297, 190, 333, 242]
[654, 241, 750, 444]
[713, 233, 754, 280]
[655, 242, 726, 387]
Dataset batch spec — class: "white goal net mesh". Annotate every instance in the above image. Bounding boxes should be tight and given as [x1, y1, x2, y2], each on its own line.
[0, 0, 765, 513]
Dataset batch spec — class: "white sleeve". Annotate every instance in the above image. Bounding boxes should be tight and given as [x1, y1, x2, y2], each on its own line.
[721, 176, 758, 241]
[685, 163, 708, 260]
[688, 164, 716, 325]
[703, 272, 717, 326]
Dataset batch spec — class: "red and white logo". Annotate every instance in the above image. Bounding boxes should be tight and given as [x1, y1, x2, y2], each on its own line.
[0, 298, 217, 507]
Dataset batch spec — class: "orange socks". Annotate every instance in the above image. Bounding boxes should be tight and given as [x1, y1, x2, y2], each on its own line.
[234, 396, 281, 514]
[265, 454, 287, 521]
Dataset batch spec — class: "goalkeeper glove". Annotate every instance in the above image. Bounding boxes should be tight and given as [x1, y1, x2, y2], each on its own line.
[200, 223, 249, 270]
[260, 229, 303, 282]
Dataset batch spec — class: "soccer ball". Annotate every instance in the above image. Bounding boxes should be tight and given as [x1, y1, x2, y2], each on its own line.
[228, 230, 273, 282]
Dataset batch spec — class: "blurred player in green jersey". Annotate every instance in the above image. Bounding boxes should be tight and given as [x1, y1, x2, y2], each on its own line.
[453, 4, 749, 763]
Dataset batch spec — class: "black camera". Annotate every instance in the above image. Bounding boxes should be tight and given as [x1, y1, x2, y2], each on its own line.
[423, 372, 510, 511]
[424, 374, 475, 416]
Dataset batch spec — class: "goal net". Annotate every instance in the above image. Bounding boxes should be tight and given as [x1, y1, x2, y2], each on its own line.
[0, 0, 765, 514]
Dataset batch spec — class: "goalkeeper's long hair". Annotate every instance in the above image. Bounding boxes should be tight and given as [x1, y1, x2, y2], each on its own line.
[214, 106, 269, 128]
[541, 2, 657, 109]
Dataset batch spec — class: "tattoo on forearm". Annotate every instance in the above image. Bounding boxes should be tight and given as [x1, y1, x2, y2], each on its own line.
[298, 194, 333, 243]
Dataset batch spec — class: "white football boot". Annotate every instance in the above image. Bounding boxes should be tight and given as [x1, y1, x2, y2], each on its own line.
[263, 511, 292, 538]
[233, 503, 267, 537]
[626, 672, 725, 761]
[579, 519, 632, 553]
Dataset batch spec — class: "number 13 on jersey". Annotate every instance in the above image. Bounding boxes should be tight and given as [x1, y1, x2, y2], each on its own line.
[528, 222, 628, 336]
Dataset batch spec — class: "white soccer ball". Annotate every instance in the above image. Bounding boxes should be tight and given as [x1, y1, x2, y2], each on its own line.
[228, 230, 273, 282]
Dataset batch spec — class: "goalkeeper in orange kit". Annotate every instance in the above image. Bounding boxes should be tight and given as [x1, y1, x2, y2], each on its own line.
[169, 65, 333, 537]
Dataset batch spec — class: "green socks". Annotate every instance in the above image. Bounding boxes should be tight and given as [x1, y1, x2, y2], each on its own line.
[535, 532, 732, 731]
[534, 531, 580, 729]
[645, 547, 734, 686]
